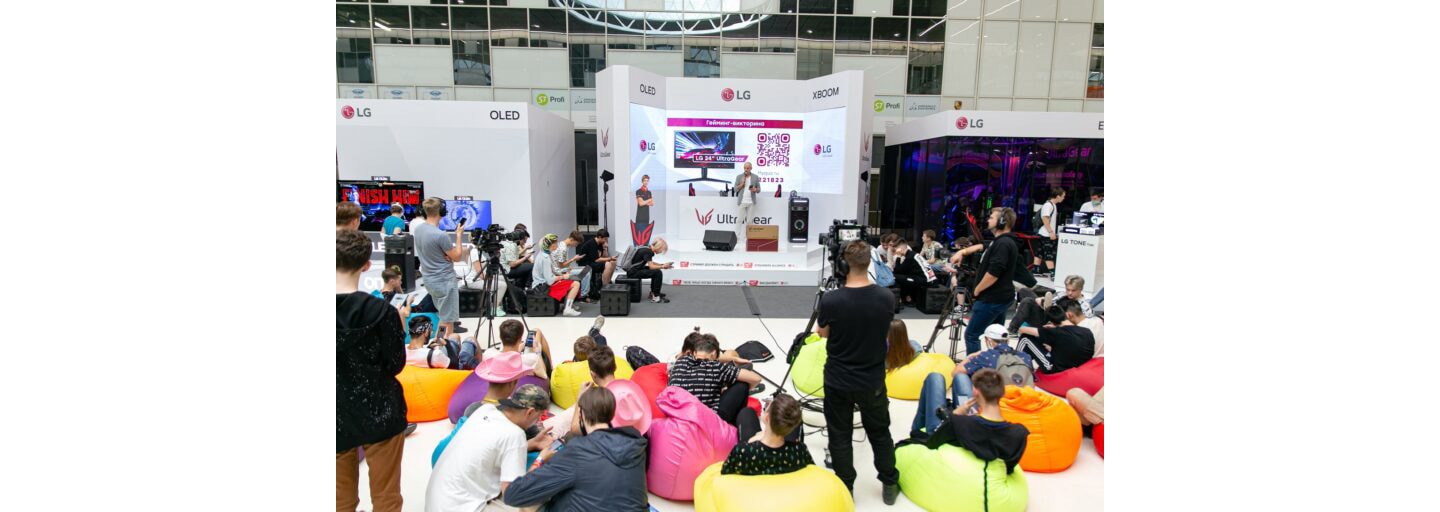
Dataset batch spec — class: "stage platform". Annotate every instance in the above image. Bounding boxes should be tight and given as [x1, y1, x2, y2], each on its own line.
[652, 239, 824, 286]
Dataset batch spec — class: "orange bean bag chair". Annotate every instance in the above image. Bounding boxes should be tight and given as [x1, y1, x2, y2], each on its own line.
[1034, 357, 1104, 397]
[631, 363, 670, 420]
[999, 385, 1082, 473]
[396, 366, 471, 423]
[1094, 422, 1104, 458]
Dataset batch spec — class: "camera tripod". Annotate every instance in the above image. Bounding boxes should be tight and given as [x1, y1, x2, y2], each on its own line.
[471, 250, 529, 351]
[925, 285, 972, 361]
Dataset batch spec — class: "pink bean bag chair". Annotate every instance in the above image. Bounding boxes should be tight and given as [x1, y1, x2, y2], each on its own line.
[1094, 422, 1104, 458]
[645, 387, 738, 501]
[1035, 357, 1104, 397]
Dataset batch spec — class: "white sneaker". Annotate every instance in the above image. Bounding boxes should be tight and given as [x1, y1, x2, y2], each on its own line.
[493, 308, 507, 318]
[562, 307, 581, 317]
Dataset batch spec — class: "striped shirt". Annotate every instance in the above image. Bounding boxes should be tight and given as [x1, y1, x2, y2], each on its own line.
[667, 355, 739, 411]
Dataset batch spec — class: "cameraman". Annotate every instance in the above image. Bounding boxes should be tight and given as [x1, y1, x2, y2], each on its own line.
[965, 207, 1035, 355]
[499, 228, 534, 290]
[414, 197, 470, 339]
[816, 240, 901, 504]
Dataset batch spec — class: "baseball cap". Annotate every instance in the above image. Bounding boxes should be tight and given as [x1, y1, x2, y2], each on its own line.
[499, 383, 551, 412]
[983, 324, 1009, 342]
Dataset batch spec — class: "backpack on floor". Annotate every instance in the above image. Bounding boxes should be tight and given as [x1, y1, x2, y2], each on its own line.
[626, 345, 661, 370]
[995, 351, 1035, 388]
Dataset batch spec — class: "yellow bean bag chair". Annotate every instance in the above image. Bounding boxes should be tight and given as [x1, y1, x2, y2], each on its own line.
[396, 366, 471, 423]
[550, 359, 635, 409]
[885, 353, 956, 399]
[1000, 385, 1082, 473]
[895, 444, 1028, 512]
[693, 461, 854, 512]
[791, 334, 828, 398]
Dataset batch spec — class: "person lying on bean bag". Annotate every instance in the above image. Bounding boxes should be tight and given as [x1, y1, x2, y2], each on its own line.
[1014, 304, 1095, 375]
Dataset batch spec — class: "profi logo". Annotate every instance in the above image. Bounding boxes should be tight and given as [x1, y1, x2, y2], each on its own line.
[874, 100, 900, 112]
[813, 144, 832, 155]
[812, 87, 840, 99]
[536, 93, 565, 106]
[956, 116, 984, 130]
[639, 84, 657, 96]
[721, 88, 752, 102]
[489, 110, 521, 120]
[695, 208, 715, 226]
[341, 105, 372, 119]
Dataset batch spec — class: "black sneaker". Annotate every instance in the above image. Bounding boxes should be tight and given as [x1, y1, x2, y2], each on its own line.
[883, 483, 901, 505]
[403, 423, 418, 436]
[452, 325, 469, 334]
[748, 383, 766, 395]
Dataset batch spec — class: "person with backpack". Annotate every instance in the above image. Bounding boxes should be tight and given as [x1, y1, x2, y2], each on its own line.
[903, 369, 1029, 478]
[965, 207, 1036, 356]
[1032, 187, 1066, 278]
[910, 324, 1032, 437]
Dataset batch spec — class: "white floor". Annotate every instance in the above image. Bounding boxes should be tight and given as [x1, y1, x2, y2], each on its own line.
[354, 314, 1103, 512]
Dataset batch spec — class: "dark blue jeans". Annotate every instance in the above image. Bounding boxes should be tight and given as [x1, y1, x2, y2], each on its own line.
[965, 299, 1009, 354]
[910, 372, 975, 437]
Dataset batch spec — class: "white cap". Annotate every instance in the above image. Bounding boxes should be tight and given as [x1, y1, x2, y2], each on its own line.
[983, 324, 1009, 341]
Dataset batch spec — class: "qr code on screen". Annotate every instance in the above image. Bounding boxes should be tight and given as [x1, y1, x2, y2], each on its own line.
[755, 132, 791, 167]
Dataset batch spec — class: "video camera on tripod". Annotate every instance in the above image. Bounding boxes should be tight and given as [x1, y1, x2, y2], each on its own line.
[816, 219, 867, 288]
[471, 224, 528, 258]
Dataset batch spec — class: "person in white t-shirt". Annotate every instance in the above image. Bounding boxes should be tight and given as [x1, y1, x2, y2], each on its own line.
[1032, 187, 1066, 278]
[425, 383, 552, 512]
[1079, 188, 1103, 213]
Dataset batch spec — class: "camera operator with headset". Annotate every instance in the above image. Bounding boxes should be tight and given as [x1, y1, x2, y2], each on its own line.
[414, 197, 470, 340]
[964, 207, 1036, 356]
[815, 238, 902, 505]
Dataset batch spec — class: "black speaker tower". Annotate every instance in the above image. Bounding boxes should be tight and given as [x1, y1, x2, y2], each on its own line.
[788, 195, 810, 243]
[383, 234, 417, 293]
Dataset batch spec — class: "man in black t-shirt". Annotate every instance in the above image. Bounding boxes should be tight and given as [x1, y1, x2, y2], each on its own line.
[625, 238, 672, 303]
[965, 207, 1036, 355]
[576, 229, 618, 300]
[816, 240, 901, 504]
[1016, 303, 1096, 374]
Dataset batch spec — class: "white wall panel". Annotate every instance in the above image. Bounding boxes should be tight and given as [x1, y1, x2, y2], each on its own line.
[1013, 98, 1047, 111]
[1049, 99, 1083, 111]
[1014, 22, 1055, 97]
[855, 0, 892, 16]
[1049, 22, 1091, 98]
[985, 0, 1020, 18]
[977, 97, 1012, 110]
[455, 87, 494, 101]
[977, 21, 1018, 97]
[339, 85, 376, 99]
[379, 86, 416, 100]
[947, 0, 982, 18]
[833, 55, 908, 95]
[508, 0, 548, 6]
[374, 45, 455, 86]
[418, 86, 453, 100]
[491, 48, 569, 88]
[493, 88, 533, 102]
[941, 19, 981, 97]
[1083, 99, 1103, 112]
[1057, 0, 1093, 21]
[721, 52, 797, 79]
[607, 50, 684, 77]
[1094, 0, 1102, 21]
[1020, 0, 1057, 20]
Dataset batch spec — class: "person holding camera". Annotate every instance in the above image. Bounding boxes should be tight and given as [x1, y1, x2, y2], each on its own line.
[414, 197, 470, 338]
[817, 240, 901, 504]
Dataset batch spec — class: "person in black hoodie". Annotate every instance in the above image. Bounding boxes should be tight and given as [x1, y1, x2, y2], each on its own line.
[336, 228, 409, 512]
[892, 239, 932, 307]
[907, 369, 1029, 476]
[964, 207, 1036, 355]
[503, 387, 649, 512]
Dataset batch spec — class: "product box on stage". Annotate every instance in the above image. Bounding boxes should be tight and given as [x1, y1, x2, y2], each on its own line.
[746, 239, 779, 252]
[746, 225, 779, 240]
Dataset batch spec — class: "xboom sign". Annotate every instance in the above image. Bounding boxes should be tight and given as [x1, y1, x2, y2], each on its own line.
[812, 87, 840, 99]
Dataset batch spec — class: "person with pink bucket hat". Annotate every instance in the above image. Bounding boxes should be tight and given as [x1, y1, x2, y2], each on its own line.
[433, 352, 554, 467]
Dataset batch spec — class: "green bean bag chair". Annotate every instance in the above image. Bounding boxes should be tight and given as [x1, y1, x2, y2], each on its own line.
[550, 358, 635, 409]
[791, 334, 828, 398]
[896, 444, 1029, 512]
[886, 352, 956, 399]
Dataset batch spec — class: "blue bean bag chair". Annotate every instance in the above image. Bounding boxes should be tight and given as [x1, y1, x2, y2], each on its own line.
[896, 444, 1028, 512]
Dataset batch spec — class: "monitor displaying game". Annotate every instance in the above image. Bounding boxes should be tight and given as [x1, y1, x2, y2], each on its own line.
[674, 131, 737, 170]
[438, 199, 492, 231]
[337, 180, 424, 231]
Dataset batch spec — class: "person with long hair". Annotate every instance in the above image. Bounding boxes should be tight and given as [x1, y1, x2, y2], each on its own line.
[884, 319, 923, 373]
[531, 233, 584, 316]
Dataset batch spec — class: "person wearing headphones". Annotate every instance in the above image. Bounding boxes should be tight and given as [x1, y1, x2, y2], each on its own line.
[966, 207, 1035, 356]
[414, 197, 470, 339]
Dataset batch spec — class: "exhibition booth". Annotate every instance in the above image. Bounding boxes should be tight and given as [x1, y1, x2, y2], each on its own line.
[336, 99, 575, 290]
[881, 111, 1104, 292]
[596, 65, 874, 286]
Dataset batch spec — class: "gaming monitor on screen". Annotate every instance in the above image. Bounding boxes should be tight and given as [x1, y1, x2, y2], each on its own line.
[674, 131, 737, 169]
[438, 200, 492, 231]
[337, 180, 424, 231]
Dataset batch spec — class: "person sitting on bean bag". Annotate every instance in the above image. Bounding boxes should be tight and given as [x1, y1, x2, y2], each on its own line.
[1068, 386, 1104, 427]
[426, 383, 553, 512]
[1014, 304, 1095, 375]
[722, 393, 812, 475]
[884, 319, 922, 372]
[957, 324, 1033, 381]
[905, 369, 1029, 476]
[542, 345, 653, 439]
[503, 387, 650, 512]
[668, 335, 763, 427]
[483, 319, 554, 379]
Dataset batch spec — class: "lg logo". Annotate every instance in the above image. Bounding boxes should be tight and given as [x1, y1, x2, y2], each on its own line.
[639, 140, 649, 152]
[813, 144, 832, 155]
[639, 84, 657, 96]
[956, 116, 984, 130]
[489, 110, 521, 120]
[721, 88, 752, 102]
[340, 105, 372, 119]
[812, 87, 840, 99]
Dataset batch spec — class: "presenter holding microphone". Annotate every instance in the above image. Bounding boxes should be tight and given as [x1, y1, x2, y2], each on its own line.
[816, 240, 902, 504]
[733, 162, 761, 245]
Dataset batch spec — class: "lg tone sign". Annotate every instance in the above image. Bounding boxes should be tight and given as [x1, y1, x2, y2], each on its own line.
[721, 88, 752, 102]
